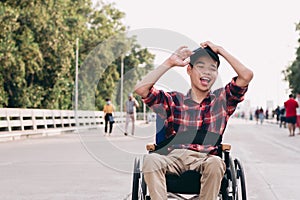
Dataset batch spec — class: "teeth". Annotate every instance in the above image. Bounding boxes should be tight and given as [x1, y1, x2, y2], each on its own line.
[201, 77, 210, 82]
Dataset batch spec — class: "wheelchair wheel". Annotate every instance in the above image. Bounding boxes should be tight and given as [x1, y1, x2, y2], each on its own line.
[141, 174, 147, 199]
[228, 155, 238, 200]
[220, 155, 237, 200]
[132, 157, 147, 200]
[234, 158, 247, 200]
[132, 157, 140, 200]
[229, 155, 238, 199]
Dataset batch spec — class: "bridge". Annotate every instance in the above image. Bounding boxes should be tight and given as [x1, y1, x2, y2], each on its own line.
[0, 108, 127, 142]
[0, 110, 299, 199]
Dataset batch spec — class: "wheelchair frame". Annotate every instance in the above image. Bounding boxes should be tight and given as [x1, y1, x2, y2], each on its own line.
[131, 143, 247, 200]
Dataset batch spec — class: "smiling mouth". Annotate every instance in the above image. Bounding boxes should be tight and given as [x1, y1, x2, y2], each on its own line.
[200, 77, 211, 84]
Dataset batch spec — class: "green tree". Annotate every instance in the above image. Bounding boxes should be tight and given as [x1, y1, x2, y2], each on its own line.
[0, 0, 83, 108]
[0, 3, 20, 107]
[0, 0, 154, 110]
[112, 44, 155, 112]
[284, 21, 300, 94]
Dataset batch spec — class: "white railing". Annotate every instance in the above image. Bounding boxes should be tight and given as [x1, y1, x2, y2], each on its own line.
[0, 108, 125, 141]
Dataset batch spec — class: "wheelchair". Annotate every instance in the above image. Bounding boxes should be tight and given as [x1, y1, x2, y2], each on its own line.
[131, 116, 247, 200]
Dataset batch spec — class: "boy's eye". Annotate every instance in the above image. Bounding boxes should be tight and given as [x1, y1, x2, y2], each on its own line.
[195, 65, 217, 71]
[195, 65, 204, 69]
[210, 67, 217, 71]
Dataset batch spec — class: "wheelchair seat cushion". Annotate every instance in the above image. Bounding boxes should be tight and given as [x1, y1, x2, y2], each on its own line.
[166, 170, 201, 194]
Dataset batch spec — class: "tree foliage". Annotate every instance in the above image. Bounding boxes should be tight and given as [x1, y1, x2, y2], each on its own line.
[0, 0, 154, 110]
[284, 21, 300, 94]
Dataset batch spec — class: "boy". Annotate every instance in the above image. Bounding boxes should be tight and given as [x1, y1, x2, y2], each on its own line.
[134, 41, 253, 200]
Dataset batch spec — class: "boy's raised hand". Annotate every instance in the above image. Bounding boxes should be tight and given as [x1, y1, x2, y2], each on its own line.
[200, 41, 222, 54]
[166, 46, 193, 67]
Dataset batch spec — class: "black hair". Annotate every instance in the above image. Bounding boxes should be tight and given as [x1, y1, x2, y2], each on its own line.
[189, 46, 220, 67]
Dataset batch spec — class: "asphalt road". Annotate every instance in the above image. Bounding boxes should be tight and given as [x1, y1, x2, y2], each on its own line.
[0, 118, 299, 200]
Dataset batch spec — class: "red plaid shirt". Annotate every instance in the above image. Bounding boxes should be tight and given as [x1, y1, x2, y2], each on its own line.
[143, 77, 248, 153]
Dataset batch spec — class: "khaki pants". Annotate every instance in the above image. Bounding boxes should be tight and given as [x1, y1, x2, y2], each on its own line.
[125, 113, 135, 135]
[142, 149, 225, 200]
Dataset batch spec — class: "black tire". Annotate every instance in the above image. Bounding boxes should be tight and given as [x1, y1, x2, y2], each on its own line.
[220, 155, 237, 200]
[229, 155, 237, 200]
[234, 158, 247, 200]
[132, 158, 141, 200]
[141, 174, 147, 199]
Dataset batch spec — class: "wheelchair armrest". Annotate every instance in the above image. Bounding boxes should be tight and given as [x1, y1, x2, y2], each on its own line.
[146, 143, 156, 151]
[221, 143, 231, 151]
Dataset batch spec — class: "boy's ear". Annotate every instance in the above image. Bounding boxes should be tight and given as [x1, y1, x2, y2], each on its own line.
[187, 64, 192, 75]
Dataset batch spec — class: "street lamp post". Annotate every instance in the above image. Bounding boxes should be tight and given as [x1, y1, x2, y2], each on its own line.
[138, 63, 147, 122]
[75, 38, 79, 126]
[120, 55, 124, 116]
[143, 102, 146, 122]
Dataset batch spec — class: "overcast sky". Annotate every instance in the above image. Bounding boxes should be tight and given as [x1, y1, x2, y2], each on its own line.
[96, 0, 300, 110]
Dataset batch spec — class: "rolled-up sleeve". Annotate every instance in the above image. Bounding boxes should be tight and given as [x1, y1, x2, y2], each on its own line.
[142, 86, 172, 118]
[225, 77, 248, 115]
[142, 87, 160, 106]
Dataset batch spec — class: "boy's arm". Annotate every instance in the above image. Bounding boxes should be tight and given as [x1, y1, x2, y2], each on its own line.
[134, 46, 193, 98]
[201, 41, 253, 87]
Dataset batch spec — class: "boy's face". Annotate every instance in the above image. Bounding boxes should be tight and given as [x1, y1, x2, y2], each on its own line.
[187, 55, 218, 92]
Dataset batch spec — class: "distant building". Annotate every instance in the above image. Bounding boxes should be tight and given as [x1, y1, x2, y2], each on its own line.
[266, 100, 274, 111]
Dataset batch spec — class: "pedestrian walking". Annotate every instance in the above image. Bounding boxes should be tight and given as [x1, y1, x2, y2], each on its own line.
[255, 107, 259, 124]
[259, 107, 264, 124]
[265, 109, 269, 120]
[296, 93, 300, 134]
[275, 106, 280, 124]
[279, 106, 286, 128]
[284, 94, 299, 136]
[103, 98, 115, 136]
[124, 93, 139, 136]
